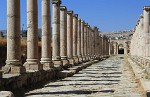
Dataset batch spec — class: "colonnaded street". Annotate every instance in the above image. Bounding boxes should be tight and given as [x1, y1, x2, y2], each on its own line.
[25, 55, 146, 97]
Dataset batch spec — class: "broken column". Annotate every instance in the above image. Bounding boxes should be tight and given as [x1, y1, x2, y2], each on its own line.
[67, 11, 75, 65]
[4, 0, 26, 73]
[24, 0, 42, 71]
[60, 6, 69, 67]
[73, 14, 79, 64]
[52, 0, 62, 67]
[41, 0, 53, 69]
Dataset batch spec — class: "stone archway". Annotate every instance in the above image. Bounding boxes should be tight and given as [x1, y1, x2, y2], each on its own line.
[118, 44, 124, 54]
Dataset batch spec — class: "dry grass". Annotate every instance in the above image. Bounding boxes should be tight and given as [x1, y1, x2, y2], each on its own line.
[0, 38, 41, 47]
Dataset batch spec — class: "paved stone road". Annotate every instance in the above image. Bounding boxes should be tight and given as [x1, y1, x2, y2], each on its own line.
[25, 55, 146, 97]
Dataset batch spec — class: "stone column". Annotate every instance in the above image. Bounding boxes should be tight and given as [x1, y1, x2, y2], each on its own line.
[84, 23, 88, 61]
[52, 0, 62, 66]
[143, 6, 150, 57]
[124, 42, 128, 55]
[67, 11, 75, 65]
[4, 0, 25, 73]
[99, 34, 102, 59]
[87, 25, 90, 60]
[81, 20, 85, 62]
[24, 0, 42, 71]
[41, 0, 53, 69]
[77, 18, 82, 63]
[73, 14, 79, 64]
[60, 6, 69, 67]
[89, 27, 92, 59]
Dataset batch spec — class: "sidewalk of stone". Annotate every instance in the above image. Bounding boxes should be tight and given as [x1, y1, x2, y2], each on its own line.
[127, 57, 150, 97]
[25, 55, 146, 97]
[56, 60, 99, 78]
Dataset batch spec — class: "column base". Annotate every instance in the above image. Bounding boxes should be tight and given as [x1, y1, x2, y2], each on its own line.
[82, 57, 86, 62]
[41, 61, 54, 70]
[24, 61, 43, 71]
[78, 56, 83, 64]
[73, 56, 79, 65]
[2, 65, 26, 74]
[61, 59, 70, 68]
[53, 60, 63, 68]
[68, 58, 75, 66]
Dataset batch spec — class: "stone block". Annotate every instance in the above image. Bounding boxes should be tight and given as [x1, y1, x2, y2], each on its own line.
[53, 60, 63, 68]
[0, 91, 14, 97]
[24, 62, 43, 71]
[2, 65, 26, 74]
[68, 58, 75, 65]
[42, 62, 54, 70]
[62, 59, 69, 67]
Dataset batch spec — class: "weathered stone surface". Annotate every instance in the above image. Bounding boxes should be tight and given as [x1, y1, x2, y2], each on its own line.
[25, 55, 145, 97]
[0, 91, 14, 97]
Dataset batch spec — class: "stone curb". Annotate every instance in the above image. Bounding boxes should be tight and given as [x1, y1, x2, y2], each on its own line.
[126, 56, 150, 97]
[56, 60, 99, 78]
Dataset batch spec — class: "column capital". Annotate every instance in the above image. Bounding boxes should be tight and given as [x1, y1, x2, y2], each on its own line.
[60, 6, 67, 10]
[52, 0, 61, 5]
[78, 18, 81, 21]
[67, 10, 73, 14]
[73, 14, 78, 18]
[81, 20, 85, 23]
[143, 6, 150, 11]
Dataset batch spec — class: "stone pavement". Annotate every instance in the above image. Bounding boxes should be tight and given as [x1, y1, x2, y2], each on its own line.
[25, 55, 146, 97]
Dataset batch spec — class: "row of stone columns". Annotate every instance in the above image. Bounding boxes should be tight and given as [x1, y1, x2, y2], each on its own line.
[131, 6, 150, 58]
[3, 0, 112, 74]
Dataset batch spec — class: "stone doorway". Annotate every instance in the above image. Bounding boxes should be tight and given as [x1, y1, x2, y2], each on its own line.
[118, 48, 124, 54]
[118, 44, 124, 54]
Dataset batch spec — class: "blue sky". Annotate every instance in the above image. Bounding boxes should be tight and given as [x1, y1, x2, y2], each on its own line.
[0, 0, 149, 32]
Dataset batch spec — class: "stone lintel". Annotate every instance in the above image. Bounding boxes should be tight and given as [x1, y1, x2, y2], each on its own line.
[143, 6, 150, 11]
[60, 6, 67, 10]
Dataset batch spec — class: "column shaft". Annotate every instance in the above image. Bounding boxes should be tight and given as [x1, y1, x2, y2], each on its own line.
[5, 0, 25, 73]
[81, 20, 85, 61]
[77, 19, 82, 62]
[60, 6, 69, 66]
[73, 14, 79, 63]
[41, 0, 53, 69]
[67, 11, 74, 65]
[25, 0, 42, 70]
[52, 0, 62, 66]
